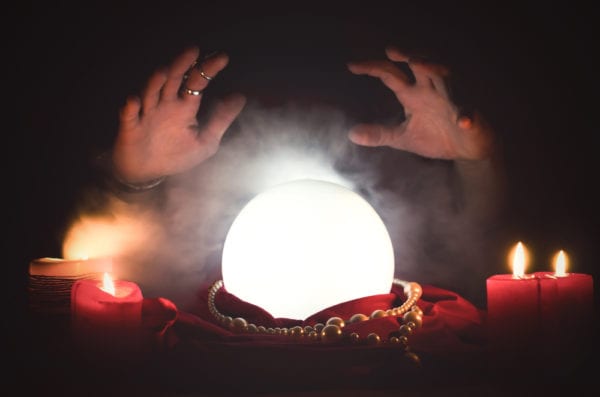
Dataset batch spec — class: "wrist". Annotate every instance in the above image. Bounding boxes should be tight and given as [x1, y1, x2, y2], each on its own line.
[112, 174, 166, 193]
[95, 151, 166, 193]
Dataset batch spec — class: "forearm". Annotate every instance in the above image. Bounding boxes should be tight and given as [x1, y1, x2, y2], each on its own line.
[453, 147, 508, 226]
[450, 105, 508, 224]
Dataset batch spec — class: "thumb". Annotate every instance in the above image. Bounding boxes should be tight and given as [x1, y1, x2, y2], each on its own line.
[119, 95, 141, 130]
[348, 124, 396, 147]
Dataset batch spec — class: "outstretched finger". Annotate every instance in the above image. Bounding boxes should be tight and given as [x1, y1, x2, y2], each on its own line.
[411, 61, 449, 78]
[410, 62, 451, 98]
[347, 60, 412, 96]
[142, 67, 168, 112]
[179, 52, 230, 105]
[193, 93, 247, 154]
[161, 46, 201, 100]
[385, 46, 410, 63]
[387, 46, 450, 77]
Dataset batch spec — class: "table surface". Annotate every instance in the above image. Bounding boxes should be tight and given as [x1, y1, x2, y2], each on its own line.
[11, 309, 598, 397]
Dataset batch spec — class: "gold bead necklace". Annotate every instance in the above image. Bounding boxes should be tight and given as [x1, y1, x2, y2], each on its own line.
[208, 278, 423, 364]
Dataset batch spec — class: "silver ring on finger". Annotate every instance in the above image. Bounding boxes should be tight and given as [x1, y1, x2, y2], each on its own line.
[182, 86, 203, 96]
[198, 68, 214, 81]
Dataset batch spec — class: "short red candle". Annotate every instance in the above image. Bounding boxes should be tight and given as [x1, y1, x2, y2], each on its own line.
[71, 274, 143, 356]
[486, 274, 540, 350]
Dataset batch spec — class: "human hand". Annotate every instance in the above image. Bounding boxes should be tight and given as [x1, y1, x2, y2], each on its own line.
[112, 46, 246, 184]
[347, 46, 494, 161]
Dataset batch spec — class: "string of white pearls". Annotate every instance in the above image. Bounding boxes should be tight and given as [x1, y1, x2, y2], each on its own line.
[207, 279, 423, 363]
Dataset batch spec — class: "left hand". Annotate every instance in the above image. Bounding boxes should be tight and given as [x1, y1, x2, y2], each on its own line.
[112, 46, 246, 184]
[346, 46, 494, 161]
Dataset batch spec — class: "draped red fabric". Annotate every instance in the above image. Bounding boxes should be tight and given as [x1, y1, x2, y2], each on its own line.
[137, 282, 488, 390]
[66, 281, 591, 393]
[143, 282, 487, 355]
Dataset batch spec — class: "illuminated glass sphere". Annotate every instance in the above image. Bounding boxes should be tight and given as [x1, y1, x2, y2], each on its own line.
[221, 179, 394, 320]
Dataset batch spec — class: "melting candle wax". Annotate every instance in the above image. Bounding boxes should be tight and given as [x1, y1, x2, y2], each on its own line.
[71, 273, 144, 357]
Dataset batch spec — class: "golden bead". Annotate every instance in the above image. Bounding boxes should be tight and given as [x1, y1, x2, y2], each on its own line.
[230, 317, 248, 333]
[349, 332, 361, 343]
[348, 313, 369, 323]
[280, 328, 289, 336]
[289, 325, 305, 338]
[222, 316, 233, 327]
[257, 325, 267, 333]
[389, 336, 408, 350]
[403, 311, 423, 329]
[405, 282, 422, 297]
[366, 333, 381, 345]
[247, 323, 258, 333]
[326, 316, 345, 328]
[307, 330, 319, 341]
[411, 305, 423, 316]
[320, 324, 343, 343]
[304, 325, 314, 334]
[404, 351, 421, 367]
[398, 324, 413, 336]
[313, 323, 325, 333]
[370, 309, 387, 319]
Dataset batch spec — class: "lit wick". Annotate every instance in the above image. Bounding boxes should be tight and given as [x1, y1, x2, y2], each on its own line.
[511, 241, 527, 279]
[100, 272, 116, 296]
[553, 250, 568, 277]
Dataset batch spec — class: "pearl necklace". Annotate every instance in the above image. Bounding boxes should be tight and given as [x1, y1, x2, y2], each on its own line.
[207, 278, 423, 364]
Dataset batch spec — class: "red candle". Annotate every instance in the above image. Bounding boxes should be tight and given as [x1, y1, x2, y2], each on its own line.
[534, 250, 594, 349]
[71, 273, 144, 356]
[486, 242, 540, 350]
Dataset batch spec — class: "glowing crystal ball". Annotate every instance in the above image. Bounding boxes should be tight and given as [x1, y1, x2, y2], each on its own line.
[221, 179, 395, 320]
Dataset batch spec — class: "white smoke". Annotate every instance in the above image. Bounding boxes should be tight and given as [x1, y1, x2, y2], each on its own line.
[68, 99, 501, 310]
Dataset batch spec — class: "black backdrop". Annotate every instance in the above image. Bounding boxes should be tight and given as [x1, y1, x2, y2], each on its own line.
[11, 1, 599, 392]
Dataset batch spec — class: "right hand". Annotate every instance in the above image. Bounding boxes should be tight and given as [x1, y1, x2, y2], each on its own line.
[112, 46, 246, 184]
[347, 46, 495, 161]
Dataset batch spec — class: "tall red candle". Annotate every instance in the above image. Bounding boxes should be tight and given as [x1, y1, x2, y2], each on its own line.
[71, 273, 144, 356]
[486, 242, 540, 350]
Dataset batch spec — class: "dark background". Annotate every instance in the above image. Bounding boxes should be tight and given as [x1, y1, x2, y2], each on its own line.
[15, 2, 599, 301]
[10, 1, 599, 393]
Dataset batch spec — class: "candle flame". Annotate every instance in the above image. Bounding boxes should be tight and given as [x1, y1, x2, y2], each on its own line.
[101, 272, 116, 296]
[554, 250, 568, 277]
[511, 241, 527, 278]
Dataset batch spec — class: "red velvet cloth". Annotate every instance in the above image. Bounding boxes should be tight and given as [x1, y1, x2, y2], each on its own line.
[144, 282, 487, 355]
[139, 282, 488, 390]
[75, 283, 593, 392]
